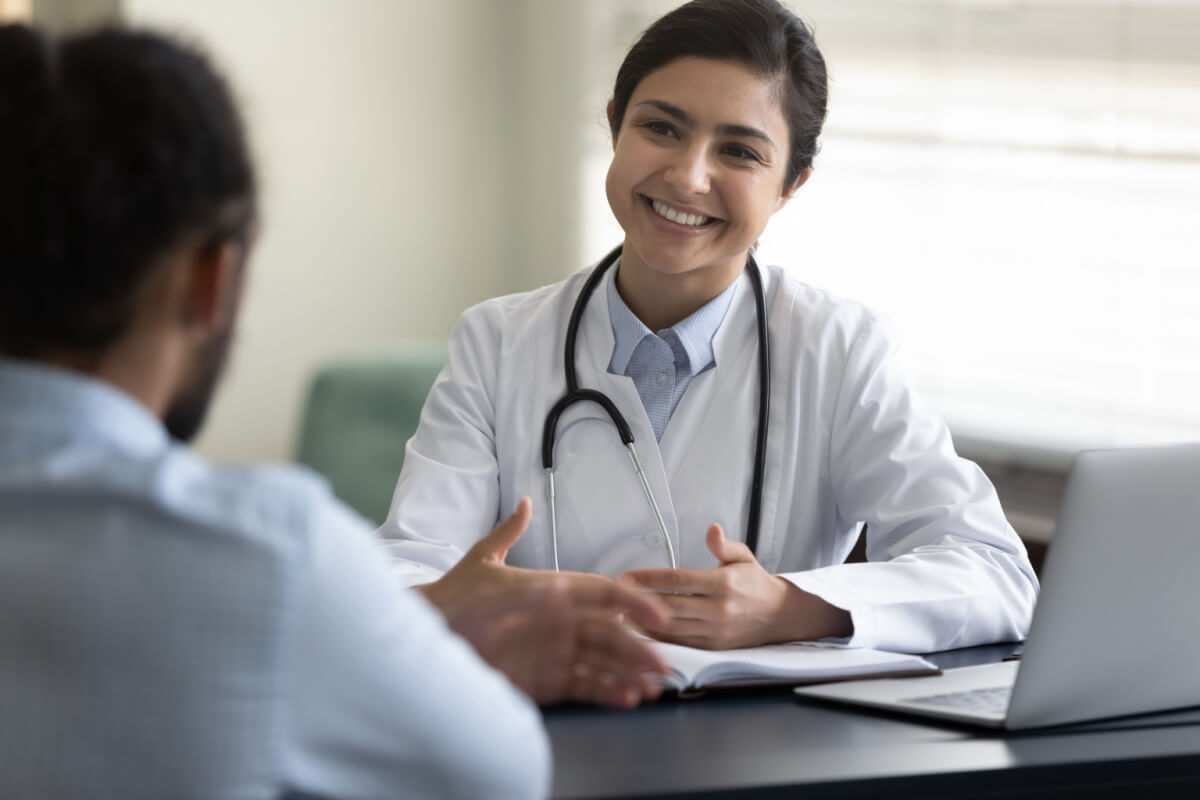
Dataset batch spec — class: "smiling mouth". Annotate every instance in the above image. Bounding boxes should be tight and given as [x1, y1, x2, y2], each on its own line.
[645, 196, 720, 228]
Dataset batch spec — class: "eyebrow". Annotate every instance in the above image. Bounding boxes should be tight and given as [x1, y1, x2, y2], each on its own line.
[636, 99, 776, 148]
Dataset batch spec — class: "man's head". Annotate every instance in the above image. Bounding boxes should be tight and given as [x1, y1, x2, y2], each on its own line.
[0, 24, 257, 441]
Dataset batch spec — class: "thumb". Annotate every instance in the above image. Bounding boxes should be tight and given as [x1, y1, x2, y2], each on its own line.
[472, 496, 533, 565]
[706, 523, 755, 566]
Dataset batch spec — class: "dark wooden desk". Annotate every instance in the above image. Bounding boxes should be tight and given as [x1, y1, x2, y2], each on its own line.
[545, 644, 1200, 799]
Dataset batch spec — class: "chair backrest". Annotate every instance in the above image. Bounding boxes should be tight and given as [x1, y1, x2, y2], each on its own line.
[295, 345, 447, 524]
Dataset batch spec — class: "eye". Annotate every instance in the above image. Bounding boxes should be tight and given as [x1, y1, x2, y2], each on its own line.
[641, 120, 679, 139]
[722, 143, 762, 163]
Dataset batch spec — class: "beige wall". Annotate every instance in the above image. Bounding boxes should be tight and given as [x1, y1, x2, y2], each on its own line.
[31, 0, 118, 28]
[118, 0, 587, 462]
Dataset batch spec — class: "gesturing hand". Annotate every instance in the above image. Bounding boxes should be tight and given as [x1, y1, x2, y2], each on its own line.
[619, 524, 852, 650]
[420, 498, 672, 707]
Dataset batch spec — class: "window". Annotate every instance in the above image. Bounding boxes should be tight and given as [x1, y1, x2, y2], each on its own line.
[579, 0, 1200, 458]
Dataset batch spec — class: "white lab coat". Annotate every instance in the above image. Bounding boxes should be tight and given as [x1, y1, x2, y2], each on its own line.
[380, 261, 1039, 653]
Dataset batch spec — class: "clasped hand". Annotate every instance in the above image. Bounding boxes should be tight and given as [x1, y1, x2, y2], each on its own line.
[620, 524, 853, 650]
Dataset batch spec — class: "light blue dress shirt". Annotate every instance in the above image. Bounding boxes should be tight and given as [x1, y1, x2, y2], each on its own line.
[607, 265, 738, 440]
[0, 360, 547, 800]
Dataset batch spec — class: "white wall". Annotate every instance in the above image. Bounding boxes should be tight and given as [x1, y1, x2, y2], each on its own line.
[120, 0, 586, 462]
[0, 0, 32, 22]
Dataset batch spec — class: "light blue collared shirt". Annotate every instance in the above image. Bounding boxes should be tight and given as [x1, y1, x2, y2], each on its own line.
[0, 359, 547, 799]
[607, 265, 738, 440]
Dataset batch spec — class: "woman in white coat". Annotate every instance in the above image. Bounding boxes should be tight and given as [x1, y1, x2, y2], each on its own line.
[386, 0, 1038, 654]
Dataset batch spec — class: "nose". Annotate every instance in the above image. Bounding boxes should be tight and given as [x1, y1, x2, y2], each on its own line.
[663, 143, 711, 195]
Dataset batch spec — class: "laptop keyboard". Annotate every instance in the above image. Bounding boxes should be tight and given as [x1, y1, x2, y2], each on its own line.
[903, 686, 1012, 715]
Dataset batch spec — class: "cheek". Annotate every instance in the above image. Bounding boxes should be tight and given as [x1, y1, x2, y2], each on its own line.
[605, 148, 640, 223]
[604, 162, 625, 223]
[736, 181, 785, 231]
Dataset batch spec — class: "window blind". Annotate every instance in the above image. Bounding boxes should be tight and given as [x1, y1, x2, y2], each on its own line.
[580, 0, 1200, 457]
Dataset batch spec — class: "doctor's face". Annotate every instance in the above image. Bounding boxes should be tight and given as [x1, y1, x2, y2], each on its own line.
[605, 57, 800, 288]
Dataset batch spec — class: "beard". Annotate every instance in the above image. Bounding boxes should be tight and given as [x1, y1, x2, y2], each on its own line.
[163, 328, 234, 443]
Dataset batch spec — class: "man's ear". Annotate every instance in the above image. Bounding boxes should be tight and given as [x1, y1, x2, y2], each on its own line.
[774, 167, 812, 212]
[181, 239, 245, 331]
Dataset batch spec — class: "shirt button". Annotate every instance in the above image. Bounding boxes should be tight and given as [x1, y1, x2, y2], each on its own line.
[656, 372, 669, 386]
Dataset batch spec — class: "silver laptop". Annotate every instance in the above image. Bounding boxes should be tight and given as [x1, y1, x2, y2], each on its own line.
[796, 443, 1200, 730]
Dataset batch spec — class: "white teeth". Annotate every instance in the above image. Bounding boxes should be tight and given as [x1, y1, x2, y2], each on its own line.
[652, 199, 710, 227]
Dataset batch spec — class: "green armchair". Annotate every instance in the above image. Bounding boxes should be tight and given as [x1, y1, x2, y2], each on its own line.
[294, 345, 447, 525]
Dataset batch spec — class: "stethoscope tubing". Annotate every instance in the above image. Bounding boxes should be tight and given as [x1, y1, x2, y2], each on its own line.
[745, 253, 770, 555]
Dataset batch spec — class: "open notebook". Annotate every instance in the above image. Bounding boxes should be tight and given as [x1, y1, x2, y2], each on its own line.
[652, 640, 938, 692]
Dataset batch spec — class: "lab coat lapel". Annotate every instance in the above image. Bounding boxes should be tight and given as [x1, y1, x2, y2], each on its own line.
[658, 264, 784, 567]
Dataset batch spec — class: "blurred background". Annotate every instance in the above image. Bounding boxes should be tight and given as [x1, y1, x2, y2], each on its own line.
[8, 0, 1200, 561]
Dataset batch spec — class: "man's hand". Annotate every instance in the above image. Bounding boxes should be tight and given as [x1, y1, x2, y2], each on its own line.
[419, 498, 671, 707]
[620, 524, 853, 650]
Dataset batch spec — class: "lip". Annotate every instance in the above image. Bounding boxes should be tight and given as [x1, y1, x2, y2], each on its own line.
[640, 195, 722, 235]
[644, 195, 719, 220]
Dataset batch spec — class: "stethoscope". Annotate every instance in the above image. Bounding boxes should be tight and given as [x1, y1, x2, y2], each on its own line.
[541, 244, 770, 571]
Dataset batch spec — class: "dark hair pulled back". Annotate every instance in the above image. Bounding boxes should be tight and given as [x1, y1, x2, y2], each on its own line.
[609, 0, 827, 188]
[0, 24, 256, 357]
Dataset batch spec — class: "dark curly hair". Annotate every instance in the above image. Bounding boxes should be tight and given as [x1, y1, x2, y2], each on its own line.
[609, 0, 828, 189]
[0, 24, 256, 357]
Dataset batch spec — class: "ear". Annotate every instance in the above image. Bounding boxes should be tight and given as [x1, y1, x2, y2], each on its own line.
[774, 167, 812, 212]
[181, 239, 246, 332]
[606, 100, 618, 151]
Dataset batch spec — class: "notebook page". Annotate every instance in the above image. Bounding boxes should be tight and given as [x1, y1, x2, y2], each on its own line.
[653, 640, 936, 690]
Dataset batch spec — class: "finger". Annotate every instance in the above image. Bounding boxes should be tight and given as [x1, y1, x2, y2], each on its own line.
[554, 572, 671, 628]
[646, 629, 718, 650]
[706, 523, 755, 566]
[619, 567, 721, 596]
[532, 614, 669, 707]
[542, 617, 668, 706]
[468, 496, 532, 564]
[640, 614, 718, 640]
[620, 586, 672, 629]
[578, 616, 670, 677]
[566, 664, 646, 709]
[568, 652, 664, 706]
[651, 591, 721, 623]
[470, 598, 659, 708]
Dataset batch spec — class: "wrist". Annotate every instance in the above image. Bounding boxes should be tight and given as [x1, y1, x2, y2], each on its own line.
[770, 577, 853, 643]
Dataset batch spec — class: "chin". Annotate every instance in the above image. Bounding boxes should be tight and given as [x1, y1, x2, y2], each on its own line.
[630, 244, 723, 279]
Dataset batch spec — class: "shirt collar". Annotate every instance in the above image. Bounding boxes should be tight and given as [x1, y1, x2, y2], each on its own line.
[0, 358, 170, 457]
[606, 260, 739, 375]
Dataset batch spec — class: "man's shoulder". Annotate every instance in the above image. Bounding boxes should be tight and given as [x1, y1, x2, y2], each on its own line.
[165, 447, 368, 546]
